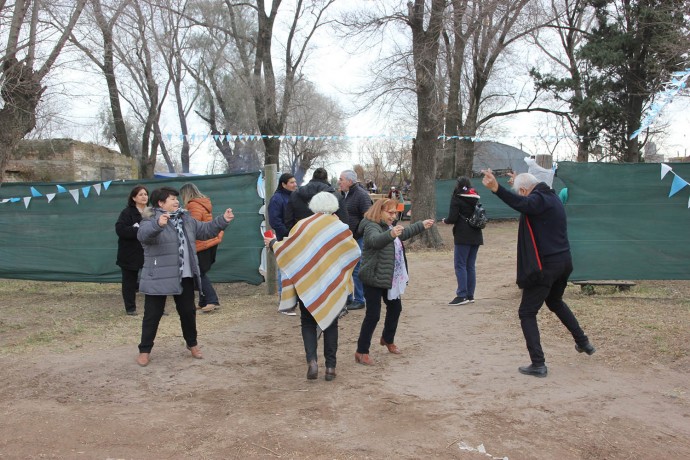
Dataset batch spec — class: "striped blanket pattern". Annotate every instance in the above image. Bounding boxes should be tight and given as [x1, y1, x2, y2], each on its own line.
[273, 213, 360, 330]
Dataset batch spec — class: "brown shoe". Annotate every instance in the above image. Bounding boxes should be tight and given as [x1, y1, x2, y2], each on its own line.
[380, 337, 402, 354]
[186, 345, 203, 359]
[354, 352, 374, 365]
[325, 368, 336, 381]
[200, 304, 217, 313]
[307, 360, 318, 380]
[136, 353, 150, 367]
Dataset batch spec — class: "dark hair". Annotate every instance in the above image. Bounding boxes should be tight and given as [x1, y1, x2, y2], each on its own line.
[276, 173, 295, 192]
[128, 185, 149, 207]
[454, 176, 472, 194]
[312, 167, 328, 181]
[150, 186, 179, 208]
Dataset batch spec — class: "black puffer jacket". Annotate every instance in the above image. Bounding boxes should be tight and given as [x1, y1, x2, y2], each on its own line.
[285, 179, 348, 230]
[342, 183, 372, 237]
[115, 205, 144, 270]
[444, 193, 483, 246]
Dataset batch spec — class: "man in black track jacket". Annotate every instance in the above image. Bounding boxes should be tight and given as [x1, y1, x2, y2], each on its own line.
[482, 169, 596, 378]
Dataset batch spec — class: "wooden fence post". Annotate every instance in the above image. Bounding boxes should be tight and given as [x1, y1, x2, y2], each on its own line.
[264, 164, 278, 295]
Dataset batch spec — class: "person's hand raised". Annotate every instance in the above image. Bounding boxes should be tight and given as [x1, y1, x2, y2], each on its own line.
[481, 168, 499, 192]
[223, 208, 235, 222]
[390, 225, 404, 238]
[158, 213, 170, 227]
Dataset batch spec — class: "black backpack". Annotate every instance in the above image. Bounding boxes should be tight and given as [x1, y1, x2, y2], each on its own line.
[465, 203, 487, 229]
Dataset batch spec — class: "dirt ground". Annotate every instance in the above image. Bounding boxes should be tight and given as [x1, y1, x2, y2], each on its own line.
[1, 221, 689, 459]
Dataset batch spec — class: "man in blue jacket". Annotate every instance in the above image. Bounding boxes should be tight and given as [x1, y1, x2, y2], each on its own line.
[339, 170, 372, 311]
[482, 169, 595, 378]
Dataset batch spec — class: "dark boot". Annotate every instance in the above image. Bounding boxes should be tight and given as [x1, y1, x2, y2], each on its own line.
[307, 360, 318, 380]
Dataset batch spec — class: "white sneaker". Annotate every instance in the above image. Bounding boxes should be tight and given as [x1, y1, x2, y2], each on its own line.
[280, 310, 297, 316]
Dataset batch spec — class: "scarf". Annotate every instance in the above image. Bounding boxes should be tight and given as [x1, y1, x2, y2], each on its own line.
[273, 213, 360, 331]
[388, 236, 409, 300]
[166, 208, 186, 281]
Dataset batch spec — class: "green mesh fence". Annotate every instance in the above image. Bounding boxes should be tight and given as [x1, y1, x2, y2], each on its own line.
[557, 162, 690, 280]
[0, 172, 264, 284]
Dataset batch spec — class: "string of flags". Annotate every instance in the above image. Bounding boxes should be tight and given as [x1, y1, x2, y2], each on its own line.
[164, 132, 568, 144]
[660, 163, 690, 208]
[0, 181, 112, 209]
[631, 67, 690, 140]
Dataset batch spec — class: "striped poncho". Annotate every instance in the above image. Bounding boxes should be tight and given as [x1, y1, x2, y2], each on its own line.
[273, 213, 361, 330]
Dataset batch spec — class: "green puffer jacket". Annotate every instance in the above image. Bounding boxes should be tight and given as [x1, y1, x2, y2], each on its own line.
[357, 218, 427, 289]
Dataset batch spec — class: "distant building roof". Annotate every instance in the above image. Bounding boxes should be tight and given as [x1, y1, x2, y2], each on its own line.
[473, 141, 529, 173]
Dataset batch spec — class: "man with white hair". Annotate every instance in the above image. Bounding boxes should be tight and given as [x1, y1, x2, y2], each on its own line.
[338, 169, 372, 311]
[481, 169, 595, 378]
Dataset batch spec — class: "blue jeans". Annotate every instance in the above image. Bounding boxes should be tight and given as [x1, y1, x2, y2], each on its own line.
[348, 238, 365, 304]
[198, 270, 219, 306]
[454, 244, 479, 298]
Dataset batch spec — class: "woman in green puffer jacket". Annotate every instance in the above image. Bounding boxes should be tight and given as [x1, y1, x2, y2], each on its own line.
[354, 198, 435, 366]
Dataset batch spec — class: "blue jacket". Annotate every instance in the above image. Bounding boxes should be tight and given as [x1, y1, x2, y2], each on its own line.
[267, 188, 292, 240]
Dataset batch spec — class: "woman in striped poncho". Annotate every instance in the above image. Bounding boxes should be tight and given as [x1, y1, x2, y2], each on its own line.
[264, 192, 360, 382]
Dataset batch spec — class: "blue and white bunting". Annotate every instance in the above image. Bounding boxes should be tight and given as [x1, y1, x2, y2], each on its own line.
[661, 163, 690, 207]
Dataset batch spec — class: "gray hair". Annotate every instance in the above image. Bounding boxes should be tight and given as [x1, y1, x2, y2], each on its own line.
[308, 191, 339, 214]
[512, 173, 540, 193]
[341, 170, 358, 183]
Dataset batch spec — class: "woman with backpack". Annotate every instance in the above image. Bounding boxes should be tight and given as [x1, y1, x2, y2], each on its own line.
[442, 176, 484, 305]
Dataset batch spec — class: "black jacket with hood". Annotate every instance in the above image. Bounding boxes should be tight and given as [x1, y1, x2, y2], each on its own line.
[285, 179, 348, 230]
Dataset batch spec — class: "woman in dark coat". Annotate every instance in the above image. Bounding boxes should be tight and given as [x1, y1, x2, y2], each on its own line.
[115, 185, 149, 316]
[442, 177, 483, 306]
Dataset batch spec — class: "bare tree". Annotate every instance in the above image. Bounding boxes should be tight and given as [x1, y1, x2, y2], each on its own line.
[281, 80, 347, 184]
[69, 0, 133, 158]
[0, 0, 88, 182]
[357, 137, 412, 192]
[441, 0, 549, 178]
[188, 0, 338, 169]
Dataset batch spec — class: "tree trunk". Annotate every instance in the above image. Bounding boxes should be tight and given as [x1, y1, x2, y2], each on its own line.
[102, 23, 131, 158]
[0, 59, 42, 182]
[407, 0, 446, 248]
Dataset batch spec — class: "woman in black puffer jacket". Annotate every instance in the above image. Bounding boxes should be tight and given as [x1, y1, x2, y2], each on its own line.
[115, 185, 149, 316]
[442, 177, 483, 306]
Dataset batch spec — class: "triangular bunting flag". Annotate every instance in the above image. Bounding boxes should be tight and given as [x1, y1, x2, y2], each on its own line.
[69, 189, 80, 204]
[93, 183, 102, 195]
[10, 197, 20, 202]
[46, 193, 56, 203]
[1, 198, 9, 203]
[103, 181, 112, 190]
[23, 197, 31, 208]
[661, 163, 672, 179]
[669, 175, 689, 197]
[82, 186, 91, 198]
[57, 185, 67, 193]
[30, 186, 43, 197]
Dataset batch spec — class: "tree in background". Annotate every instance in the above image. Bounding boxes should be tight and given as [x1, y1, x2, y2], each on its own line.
[357, 137, 412, 193]
[0, 0, 88, 182]
[280, 81, 347, 185]
[535, 0, 690, 162]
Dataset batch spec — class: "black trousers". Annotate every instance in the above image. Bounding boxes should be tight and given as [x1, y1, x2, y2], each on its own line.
[138, 277, 197, 353]
[356, 284, 402, 354]
[519, 253, 589, 365]
[121, 268, 139, 312]
[299, 302, 338, 368]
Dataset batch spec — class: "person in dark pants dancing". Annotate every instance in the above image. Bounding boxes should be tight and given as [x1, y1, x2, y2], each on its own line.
[354, 198, 434, 366]
[481, 170, 595, 378]
[264, 192, 360, 381]
[135, 186, 234, 367]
